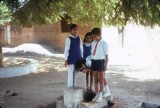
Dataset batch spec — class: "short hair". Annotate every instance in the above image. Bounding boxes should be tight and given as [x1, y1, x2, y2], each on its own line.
[91, 27, 101, 35]
[70, 24, 78, 31]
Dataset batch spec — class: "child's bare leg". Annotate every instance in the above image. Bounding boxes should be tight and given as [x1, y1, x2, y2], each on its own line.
[92, 71, 99, 102]
[90, 72, 93, 90]
[104, 72, 110, 88]
[104, 72, 107, 86]
[86, 72, 89, 90]
[103, 72, 111, 97]
[93, 71, 98, 93]
[104, 78, 107, 85]
[98, 72, 104, 92]
[94, 72, 104, 102]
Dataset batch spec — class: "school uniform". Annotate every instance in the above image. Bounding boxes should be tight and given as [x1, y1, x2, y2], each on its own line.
[64, 35, 83, 87]
[85, 55, 91, 67]
[91, 39, 109, 72]
[83, 43, 91, 60]
[91, 38, 111, 102]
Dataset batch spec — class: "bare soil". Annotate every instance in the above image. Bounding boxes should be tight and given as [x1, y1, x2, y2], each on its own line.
[4, 58, 30, 67]
[0, 56, 160, 108]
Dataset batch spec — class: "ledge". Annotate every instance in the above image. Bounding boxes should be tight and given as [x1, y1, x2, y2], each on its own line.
[0, 58, 38, 78]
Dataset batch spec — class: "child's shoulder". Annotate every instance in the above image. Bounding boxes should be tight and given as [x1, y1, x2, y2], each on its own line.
[92, 40, 96, 43]
[91, 41, 96, 45]
[100, 39, 108, 44]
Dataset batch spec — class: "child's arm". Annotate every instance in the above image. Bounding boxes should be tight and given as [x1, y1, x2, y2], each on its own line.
[80, 37, 83, 58]
[105, 55, 108, 70]
[64, 38, 70, 67]
[82, 64, 91, 73]
[85, 55, 91, 67]
[103, 41, 109, 70]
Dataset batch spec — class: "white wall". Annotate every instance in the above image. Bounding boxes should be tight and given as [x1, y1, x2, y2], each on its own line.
[102, 24, 160, 67]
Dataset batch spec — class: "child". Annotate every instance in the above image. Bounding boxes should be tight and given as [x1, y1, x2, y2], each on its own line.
[82, 55, 111, 98]
[90, 27, 111, 102]
[64, 24, 83, 88]
[83, 32, 93, 91]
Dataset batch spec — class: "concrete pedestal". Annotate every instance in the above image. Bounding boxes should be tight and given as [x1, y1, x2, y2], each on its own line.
[64, 87, 84, 108]
[56, 96, 65, 108]
[56, 87, 113, 108]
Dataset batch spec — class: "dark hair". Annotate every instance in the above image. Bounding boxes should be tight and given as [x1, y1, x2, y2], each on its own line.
[83, 32, 92, 43]
[70, 24, 78, 31]
[91, 27, 101, 35]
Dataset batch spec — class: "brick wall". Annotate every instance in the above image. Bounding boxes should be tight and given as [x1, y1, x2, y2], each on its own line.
[33, 22, 92, 52]
[11, 24, 34, 46]
[0, 21, 92, 52]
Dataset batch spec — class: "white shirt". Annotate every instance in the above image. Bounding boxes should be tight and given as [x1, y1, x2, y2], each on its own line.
[86, 55, 91, 67]
[84, 43, 91, 47]
[64, 34, 83, 60]
[91, 39, 109, 60]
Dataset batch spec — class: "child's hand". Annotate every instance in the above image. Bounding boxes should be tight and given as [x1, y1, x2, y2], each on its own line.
[82, 64, 87, 69]
[82, 69, 88, 73]
[65, 60, 68, 67]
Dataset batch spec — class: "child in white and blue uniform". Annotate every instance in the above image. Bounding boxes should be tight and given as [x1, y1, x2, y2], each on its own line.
[90, 28, 111, 102]
[64, 24, 83, 88]
[83, 32, 93, 91]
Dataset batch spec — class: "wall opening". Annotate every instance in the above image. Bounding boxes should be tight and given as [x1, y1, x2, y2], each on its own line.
[61, 17, 71, 32]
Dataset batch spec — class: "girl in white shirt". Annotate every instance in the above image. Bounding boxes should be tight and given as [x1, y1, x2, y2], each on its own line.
[83, 32, 93, 91]
[64, 24, 83, 88]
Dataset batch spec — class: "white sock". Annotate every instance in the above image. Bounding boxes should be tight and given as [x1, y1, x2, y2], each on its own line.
[95, 92, 103, 102]
[99, 92, 103, 97]
[92, 93, 99, 101]
[96, 93, 99, 97]
[105, 84, 111, 94]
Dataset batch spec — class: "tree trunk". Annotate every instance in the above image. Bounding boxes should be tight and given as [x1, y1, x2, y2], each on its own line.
[118, 26, 125, 49]
[0, 38, 3, 67]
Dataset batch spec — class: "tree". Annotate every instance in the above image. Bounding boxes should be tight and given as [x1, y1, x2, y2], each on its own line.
[2, 0, 27, 12]
[12, 0, 160, 27]
[1, 0, 160, 66]
[0, 1, 12, 67]
[0, 2, 12, 25]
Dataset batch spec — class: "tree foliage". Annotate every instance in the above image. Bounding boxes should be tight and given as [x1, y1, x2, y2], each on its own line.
[1, 0, 28, 12]
[3, 0, 160, 27]
[0, 1, 12, 25]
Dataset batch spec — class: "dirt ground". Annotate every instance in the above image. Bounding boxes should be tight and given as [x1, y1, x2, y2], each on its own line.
[0, 55, 160, 108]
[0, 44, 160, 108]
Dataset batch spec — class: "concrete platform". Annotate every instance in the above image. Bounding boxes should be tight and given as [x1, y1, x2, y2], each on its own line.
[56, 95, 113, 108]
[0, 58, 38, 78]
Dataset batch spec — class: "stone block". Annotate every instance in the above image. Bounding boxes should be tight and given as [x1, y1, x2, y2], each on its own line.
[64, 87, 84, 108]
[56, 96, 65, 108]
[136, 102, 160, 108]
[56, 88, 113, 108]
